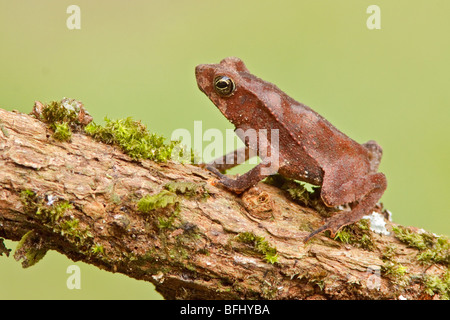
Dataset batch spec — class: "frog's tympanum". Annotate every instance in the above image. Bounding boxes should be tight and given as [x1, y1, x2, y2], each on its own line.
[196, 57, 387, 241]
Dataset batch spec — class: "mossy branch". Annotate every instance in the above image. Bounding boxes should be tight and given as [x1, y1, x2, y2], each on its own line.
[0, 102, 448, 300]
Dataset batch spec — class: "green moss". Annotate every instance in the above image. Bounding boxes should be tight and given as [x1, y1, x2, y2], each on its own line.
[157, 215, 177, 230]
[169, 246, 189, 261]
[37, 99, 88, 141]
[37, 200, 73, 224]
[163, 181, 209, 200]
[380, 243, 410, 286]
[138, 190, 180, 230]
[417, 237, 450, 265]
[40, 100, 79, 125]
[53, 122, 72, 141]
[382, 261, 408, 279]
[392, 225, 449, 266]
[20, 189, 39, 210]
[333, 219, 375, 251]
[424, 272, 450, 300]
[333, 229, 352, 244]
[21, 190, 73, 223]
[286, 181, 318, 205]
[264, 174, 330, 216]
[265, 175, 318, 205]
[236, 232, 278, 264]
[392, 225, 427, 250]
[381, 244, 397, 261]
[60, 218, 80, 234]
[91, 244, 105, 255]
[85, 117, 190, 162]
[14, 230, 48, 268]
[19, 190, 93, 250]
[164, 181, 199, 196]
[137, 190, 177, 213]
[260, 280, 279, 299]
[308, 271, 328, 291]
[59, 218, 92, 244]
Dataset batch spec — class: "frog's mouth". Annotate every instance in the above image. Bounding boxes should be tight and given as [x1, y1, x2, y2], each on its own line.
[196, 64, 226, 110]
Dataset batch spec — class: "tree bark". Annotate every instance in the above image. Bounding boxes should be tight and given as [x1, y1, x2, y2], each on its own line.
[0, 107, 448, 300]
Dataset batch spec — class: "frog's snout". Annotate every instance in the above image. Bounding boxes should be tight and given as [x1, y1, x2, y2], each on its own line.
[195, 64, 213, 94]
[195, 64, 209, 81]
[195, 64, 204, 78]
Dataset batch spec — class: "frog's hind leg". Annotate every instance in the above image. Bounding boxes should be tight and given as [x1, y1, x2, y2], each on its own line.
[304, 172, 387, 242]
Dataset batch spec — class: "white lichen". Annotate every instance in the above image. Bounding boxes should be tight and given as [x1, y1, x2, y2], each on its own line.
[363, 211, 390, 236]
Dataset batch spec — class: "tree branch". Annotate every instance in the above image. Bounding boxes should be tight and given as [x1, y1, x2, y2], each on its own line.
[0, 106, 448, 300]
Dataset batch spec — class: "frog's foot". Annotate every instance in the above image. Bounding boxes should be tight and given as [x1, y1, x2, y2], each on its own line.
[206, 165, 245, 192]
[206, 165, 227, 179]
[305, 172, 387, 242]
[207, 161, 279, 194]
[303, 213, 349, 242]
[203, 147, 258, 173]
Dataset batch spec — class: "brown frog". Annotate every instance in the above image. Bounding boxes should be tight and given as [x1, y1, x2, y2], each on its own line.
[195, 57, 387, 241]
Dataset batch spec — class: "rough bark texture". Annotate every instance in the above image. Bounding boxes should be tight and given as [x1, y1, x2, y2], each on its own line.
[0, 107, 448, 300]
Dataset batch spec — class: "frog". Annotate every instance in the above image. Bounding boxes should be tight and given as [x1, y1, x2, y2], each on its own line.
[195, 57, 387, 242]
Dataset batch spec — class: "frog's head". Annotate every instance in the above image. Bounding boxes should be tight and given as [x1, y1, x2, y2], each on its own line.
[196, 57, 256, 126]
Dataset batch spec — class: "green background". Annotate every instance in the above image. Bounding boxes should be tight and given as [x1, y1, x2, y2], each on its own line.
[0, 0, 448, 299]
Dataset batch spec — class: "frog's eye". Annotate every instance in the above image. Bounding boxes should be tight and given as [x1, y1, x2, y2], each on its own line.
[214, 76, 235, 97]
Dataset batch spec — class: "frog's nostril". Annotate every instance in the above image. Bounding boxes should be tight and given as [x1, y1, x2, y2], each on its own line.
[195, 65, 206, 77]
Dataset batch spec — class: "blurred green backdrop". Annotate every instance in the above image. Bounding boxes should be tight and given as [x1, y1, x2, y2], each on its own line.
[0, 0, 448, 299]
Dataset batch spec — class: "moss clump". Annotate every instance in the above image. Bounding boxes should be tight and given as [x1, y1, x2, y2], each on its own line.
[264, 174, 331, 217]
[52, 122, 72, 141]
[85, 117, 190, 162]
[137, 190, 177, 213]
[333, 219, 375, 251]
[264, 175, 319, 205]
[392, 225, 449, 266]
[381, 243, 397, 261]
[36, 99, 89, 141]
[417, 237, 450, 266]
[59, 218, 93, 245]
[236, 232, 278, 264]
[380, 244, 410, 286]
[14, 230, 48, 268]
[307, 271, 328, 291]
[138, 190, 180, 230]
[37, 200, 73, 223]
[424, 272, 450, 300]
[20, 189, 39, 211]
[164, 181, 198, 195]
[40, 100, 79, 126]
[91, 244, 105, 255]
[392, 225, 428, 250]
[20, 190, 93, 249]
[382, 261, 408, 281]
[164, 181, 209, 200]
[20, 190, 73, 223]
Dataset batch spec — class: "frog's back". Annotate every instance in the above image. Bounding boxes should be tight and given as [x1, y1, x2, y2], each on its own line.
[257, 81, 372, 175]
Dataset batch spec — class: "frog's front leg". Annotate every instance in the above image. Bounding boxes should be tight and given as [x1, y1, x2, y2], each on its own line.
[304, 172, 387, 242]
[207, 146, 258, 173]
[207, 158, 279, 194]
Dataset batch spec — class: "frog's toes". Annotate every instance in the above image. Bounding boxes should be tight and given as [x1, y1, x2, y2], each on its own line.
[303, 217, 345, 242]
[304, 225, 329, 242]
[206, 165, 226, 179]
